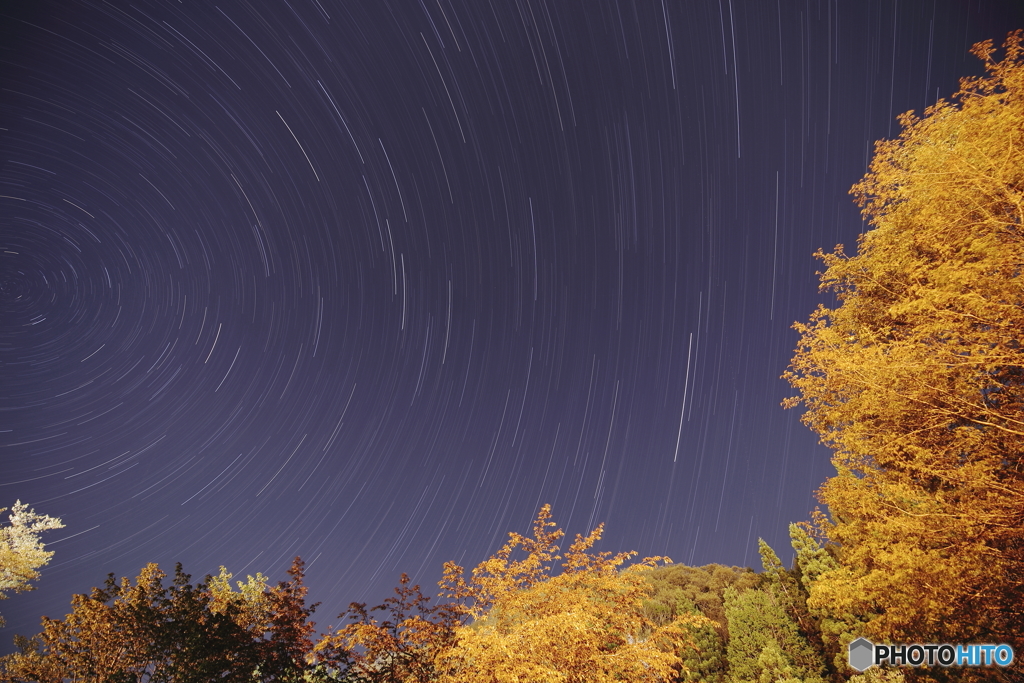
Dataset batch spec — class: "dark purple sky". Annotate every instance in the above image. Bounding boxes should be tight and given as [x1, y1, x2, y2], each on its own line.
[2, 0, 1022, 647]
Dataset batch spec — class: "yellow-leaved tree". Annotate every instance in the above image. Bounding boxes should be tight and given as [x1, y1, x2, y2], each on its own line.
[784, 29, 1024, 664]
[315, 505, 709, 683]
[433, 505, 709, 683]
[0, 558, 324, 682]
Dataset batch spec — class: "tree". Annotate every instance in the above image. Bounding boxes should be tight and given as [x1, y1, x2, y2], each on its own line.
[640, 563, 759, 641]
[313, 573, 463, 683]
[788, 524, 856, 681]
[0, 501, 64, 627]
[848, 669, 906, 683]
[724, 585, 825, 683]
[723, 540, 827, 683]
[1, 563, 248, 682]
[665, 596, 727, 683]
[0, 557, 325, 682]
[757, 541, 827, 680]
[784, 29, 1024, 675]
[639, 563, 760, 683]
[430, 505, 709, 683]
[314, 505, 708, 683]
[757, 541, 812, 640]
[754, 642, 803, 683]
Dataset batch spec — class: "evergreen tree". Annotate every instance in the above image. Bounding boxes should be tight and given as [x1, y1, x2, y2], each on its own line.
[641, 563, 759, 642]
[672, 596, 727, 683]
[757, 540, 828, 682]
[640, 563, 761, 683]
[755, 642, 804, 683]
[724, 563, 826, 683]
[789, 523, 861, 680]
[758, 541, 812, 636]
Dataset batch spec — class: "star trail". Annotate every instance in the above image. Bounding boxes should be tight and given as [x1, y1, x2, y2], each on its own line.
[2, 0, 1022, 648]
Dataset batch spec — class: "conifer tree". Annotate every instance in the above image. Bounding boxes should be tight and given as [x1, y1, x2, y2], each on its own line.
[789, 524, 859, 680]
[755, 642, 804, 683]
[639, 563, 758, 683]
[757, 541, 814, 639]
[671, 596, 727, 683]
[724, 540, 827, 683]
[724, 585, 826, 683]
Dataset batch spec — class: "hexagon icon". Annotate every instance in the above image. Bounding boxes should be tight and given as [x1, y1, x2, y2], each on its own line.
[848, 637, 875, 671]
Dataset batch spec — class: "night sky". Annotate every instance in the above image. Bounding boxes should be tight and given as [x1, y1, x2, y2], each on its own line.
[3, 0, 1023, 648]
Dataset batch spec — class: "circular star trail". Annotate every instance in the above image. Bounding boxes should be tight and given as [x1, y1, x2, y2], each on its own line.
[2, 0, 1022, 645]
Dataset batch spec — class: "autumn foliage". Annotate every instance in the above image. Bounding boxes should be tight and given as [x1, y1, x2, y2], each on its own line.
[785, 30, 1024, 678]
[312, 572, 463, 682]
[314, 504, 708, 683]
[433, 505, 708, 682]
[0, 558, 322, 682]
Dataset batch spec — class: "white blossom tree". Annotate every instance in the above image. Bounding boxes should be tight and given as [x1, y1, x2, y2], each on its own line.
[0, 501, 64, 626]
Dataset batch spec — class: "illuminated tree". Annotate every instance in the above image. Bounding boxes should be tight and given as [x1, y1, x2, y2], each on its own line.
[785, 30, 1024, 661]
[431, 505, 709, 683]
[314, 506, 710, 683]
[788, 524, 856, 680]
[755, 540, 827, 682]
[313, 573, 462, 683]
[0, 557, 323, 682]
[724, 544, 827, 683]
[0, 501, 64, 628]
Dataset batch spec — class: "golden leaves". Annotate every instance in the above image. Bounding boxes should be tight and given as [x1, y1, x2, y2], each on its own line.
[314, 572, 463, 683]
[784, 30, 1024, 650]
[316, 505, 709, 683]
[1, 557, 321, 682]
[434, 506, 707, 683]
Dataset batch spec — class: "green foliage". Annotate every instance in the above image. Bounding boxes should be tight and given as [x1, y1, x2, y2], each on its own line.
[641, 563, 759, 640]
[724, 586, 820, 683]
[789, 524, 861, 679]
[758, 541, 811, 634]
[724, 541, 828, 683]
[755, 642, 804, 683]
[639, 563, 759, 683]
[674, 597, 728, 683]
[757, 540, 829, 681]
